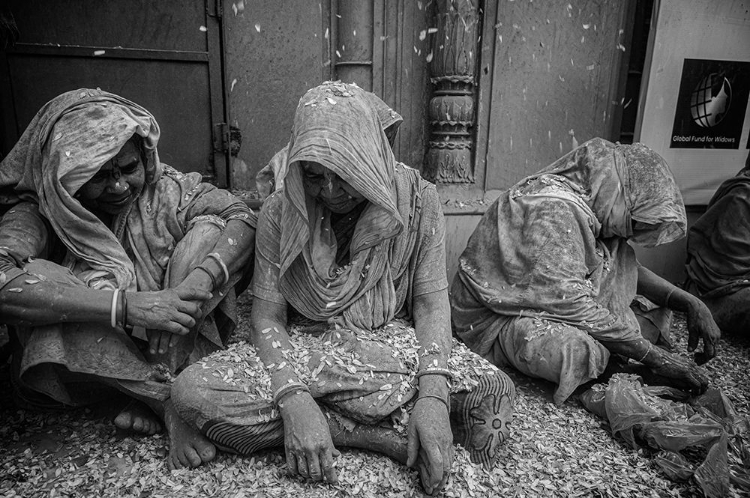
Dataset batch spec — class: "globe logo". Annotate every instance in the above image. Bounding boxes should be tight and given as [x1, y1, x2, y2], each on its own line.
[690, 73, 732, 128]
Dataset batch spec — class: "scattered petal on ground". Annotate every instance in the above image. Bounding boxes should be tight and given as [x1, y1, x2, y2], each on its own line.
[1, 297, 747, 497]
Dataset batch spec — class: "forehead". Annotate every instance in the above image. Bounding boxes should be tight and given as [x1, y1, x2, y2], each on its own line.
[301, 161, 326, 175]
[116, 139, 140, 160]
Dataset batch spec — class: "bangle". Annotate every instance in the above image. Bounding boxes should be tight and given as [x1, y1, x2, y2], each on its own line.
[120, 291, 128, 328]
[415, 394, 450, 412]
[665, 288, 676, 308]
[636, 342, 652, 363]
[414, 367, 454, 382]
[195, 264, 218, 290]
[272, 381, 310, 406]
[205, 252, 230, 287]
[110, 289, 120, 329]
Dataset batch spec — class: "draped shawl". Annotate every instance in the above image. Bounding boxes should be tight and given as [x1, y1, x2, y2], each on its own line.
[267, 82, 433, 330]
[0, 88, 254, 292]
[255, 88, 402, 199]
[452, 138, 686, 354]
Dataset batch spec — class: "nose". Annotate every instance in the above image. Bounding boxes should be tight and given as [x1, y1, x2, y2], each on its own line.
[108, 169, 128, 193]
[319, 171, 344, 198]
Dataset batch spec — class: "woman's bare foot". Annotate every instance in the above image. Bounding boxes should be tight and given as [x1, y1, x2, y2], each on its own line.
[450, 371, 515, 467]
[165, 399, 216, 469]
[114, 400, 162, 435]
[325, 410, 408, 463]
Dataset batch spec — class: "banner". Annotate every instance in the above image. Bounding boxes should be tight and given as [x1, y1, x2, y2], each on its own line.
[670, 59, 750, 149]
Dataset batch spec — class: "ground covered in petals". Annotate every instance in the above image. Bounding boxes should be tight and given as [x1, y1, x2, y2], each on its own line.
[1, 295, 748, 497]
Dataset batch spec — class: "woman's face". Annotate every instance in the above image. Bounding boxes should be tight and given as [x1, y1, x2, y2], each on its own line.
[301, 161, 366, 213]
[77, 139, 145, 215]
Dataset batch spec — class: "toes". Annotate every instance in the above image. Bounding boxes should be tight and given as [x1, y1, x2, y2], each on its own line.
[186, 448, 203, 468]
[114, 412, 132, 430]
[132, 417, 145, 432]
[198, 443, 216, 462]
[177, 450, 191, 468]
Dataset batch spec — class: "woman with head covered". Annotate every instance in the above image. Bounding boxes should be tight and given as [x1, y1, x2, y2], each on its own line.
[171, 82, 514, 495]
[0, 89, 257, 468]
[451, 138, 719, 405]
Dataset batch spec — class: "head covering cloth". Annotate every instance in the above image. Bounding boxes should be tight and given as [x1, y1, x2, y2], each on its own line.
[0, 88, 160, 289]
[523, 138, 686, 246]
[276, 82, 418, 330]
[452, 138, 686, 355]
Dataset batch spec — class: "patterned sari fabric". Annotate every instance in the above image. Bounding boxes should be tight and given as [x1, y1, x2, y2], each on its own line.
[172, 82, 515, 467]
[451, 138, 686, 404]
[685, 164, 750, 334]
[0, 89, 256, 406]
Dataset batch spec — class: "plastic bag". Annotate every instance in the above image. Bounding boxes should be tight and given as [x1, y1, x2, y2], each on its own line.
[580, 374, 750, 497]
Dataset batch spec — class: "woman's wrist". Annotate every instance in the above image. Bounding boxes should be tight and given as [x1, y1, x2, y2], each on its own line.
[418, 372, 450, 397]
[186, 267, 216, 293]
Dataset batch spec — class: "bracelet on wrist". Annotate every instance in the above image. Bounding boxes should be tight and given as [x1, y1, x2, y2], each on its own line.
[110, 289, 120, 329]
[415, 393, 450, 412]
[195, 264, 218, 290]
[205, 252, 230, 288]
[272, 381, 310, 406]
[665, 288, 676, 308]
[119, 290, 127, 328]
[636, 342, 653, 363]
[414, 367, 453, 383]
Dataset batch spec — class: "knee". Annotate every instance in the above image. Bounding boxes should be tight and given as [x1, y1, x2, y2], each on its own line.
[171, 363, 207, 419]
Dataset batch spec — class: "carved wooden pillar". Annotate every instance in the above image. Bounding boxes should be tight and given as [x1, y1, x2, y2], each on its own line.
[425, 0, 480, 184]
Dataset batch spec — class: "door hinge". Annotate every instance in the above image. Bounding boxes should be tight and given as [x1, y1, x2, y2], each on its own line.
[213, 122, 229, 154]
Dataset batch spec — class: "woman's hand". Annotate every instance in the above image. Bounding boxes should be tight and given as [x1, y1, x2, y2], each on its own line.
[650, 351, 710, 395]
[407, 396, 453, 496]
[280, 391, 339, 483]
[685, 299, 721, 364]
[128, 286, 211, 354]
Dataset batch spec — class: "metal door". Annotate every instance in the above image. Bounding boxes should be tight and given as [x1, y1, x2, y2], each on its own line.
[0, 0, 231, 186]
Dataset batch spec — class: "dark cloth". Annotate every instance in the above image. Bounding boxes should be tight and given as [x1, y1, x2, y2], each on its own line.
[686, 170, 750, 298]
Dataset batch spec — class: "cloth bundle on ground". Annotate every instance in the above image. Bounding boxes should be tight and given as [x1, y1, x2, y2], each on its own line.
[451, 138, 685, 404]
[580, 374, 750, 497]
[0, 88, 256, 407]
[685, 154, 750, 335]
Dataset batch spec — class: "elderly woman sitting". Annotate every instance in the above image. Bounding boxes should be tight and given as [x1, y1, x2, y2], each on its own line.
[684, 152, 750, 337]
[451, 138, 719, 405]
[171, 82, 514, 495]
[0, 89, 256, 469]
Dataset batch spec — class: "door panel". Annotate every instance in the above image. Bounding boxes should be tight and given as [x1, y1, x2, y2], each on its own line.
[1, 0, 228, 184]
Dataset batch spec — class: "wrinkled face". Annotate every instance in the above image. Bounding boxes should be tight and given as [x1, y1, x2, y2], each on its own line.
[77, 139, 145, 215]
[300, 161, 366, 213]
